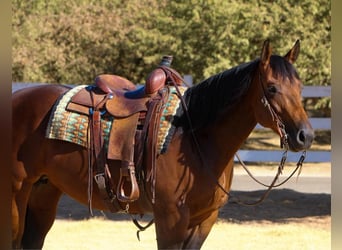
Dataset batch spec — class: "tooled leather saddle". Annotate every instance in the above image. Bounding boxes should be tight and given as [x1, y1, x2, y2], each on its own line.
[66, 56, 185, 212]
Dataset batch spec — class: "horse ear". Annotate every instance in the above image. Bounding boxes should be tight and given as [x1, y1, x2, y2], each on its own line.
[284, 40, 300, 64]
[260, 39, 272, 69]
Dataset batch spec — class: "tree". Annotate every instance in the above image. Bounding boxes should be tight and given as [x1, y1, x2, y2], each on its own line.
[12, 0, 330, 87]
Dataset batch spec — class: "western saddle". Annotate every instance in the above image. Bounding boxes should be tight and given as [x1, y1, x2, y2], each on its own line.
[66, 56, 185, 212]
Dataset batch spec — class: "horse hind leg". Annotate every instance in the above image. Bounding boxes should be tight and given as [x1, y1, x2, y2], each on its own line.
[12, 195, 21, 248]
[12, 176, 33, 249]
[22, 177, 62, 249]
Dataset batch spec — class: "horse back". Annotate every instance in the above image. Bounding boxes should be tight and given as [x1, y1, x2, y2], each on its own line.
[12, 85, 70, 145]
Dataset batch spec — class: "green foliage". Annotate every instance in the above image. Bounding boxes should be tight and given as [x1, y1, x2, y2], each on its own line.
[12, 0, 330, 87]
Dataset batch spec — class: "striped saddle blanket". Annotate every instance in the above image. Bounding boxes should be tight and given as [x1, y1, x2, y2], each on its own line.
[46, 85, 187, 155]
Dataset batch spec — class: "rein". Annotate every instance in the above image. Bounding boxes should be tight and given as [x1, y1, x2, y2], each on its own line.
[229, 73, 307, 205]
[232, 149, 306, 206]
[232, 74, 306, 190]
[172, 70, 307, 206]
[227, 73, 307, 206]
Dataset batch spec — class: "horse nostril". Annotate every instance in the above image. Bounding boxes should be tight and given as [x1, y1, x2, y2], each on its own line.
[297, 130, 306, 144]
[296, 128, 314, 148]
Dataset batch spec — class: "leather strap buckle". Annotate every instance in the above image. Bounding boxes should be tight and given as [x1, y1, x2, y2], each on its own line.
[94, 173, 106, 190]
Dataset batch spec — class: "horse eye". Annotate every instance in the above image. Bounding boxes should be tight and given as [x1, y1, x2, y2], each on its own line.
[267, 85, 277, 94]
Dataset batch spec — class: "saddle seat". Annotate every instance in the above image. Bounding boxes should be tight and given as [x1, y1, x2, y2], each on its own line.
[67, 76, 147, 118]
[95, 68, 168, 96]
[94, 74, 136, 94]
[67, 68, 172, 118]
[95, 66, 182, 97]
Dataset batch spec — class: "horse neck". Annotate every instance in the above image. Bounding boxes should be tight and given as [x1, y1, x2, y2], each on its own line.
[194, 80, 259, 176]
[211, 96, 256, 158]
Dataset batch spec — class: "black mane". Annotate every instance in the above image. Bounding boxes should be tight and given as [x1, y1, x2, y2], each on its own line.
[270, 55, 300, 81]
[177, 60, 259, 131]
[174, 55, 299, 131]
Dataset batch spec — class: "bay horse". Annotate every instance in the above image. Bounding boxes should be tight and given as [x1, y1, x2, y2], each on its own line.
[12, 40, 314, 249]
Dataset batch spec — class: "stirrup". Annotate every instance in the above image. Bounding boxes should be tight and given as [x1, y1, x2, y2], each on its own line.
[117, 161, 140, 202]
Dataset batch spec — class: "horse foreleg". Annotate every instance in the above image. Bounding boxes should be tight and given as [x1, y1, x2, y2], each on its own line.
[154, 204, 191, 249]
[181, 209, 219, 249]
[22, 178, 62, 249]
[154, 205, 219, 249]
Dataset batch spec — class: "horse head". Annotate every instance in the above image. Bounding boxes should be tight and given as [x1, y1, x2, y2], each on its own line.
[252, 40, 314, 152]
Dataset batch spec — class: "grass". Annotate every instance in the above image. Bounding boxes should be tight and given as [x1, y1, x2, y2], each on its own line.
[43, 217, 330, 250]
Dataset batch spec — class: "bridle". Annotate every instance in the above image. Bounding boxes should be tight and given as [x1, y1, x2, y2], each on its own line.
[228, 73, 307, 206]
[173, 69, 307, 206]
[259, 72, 288, 148]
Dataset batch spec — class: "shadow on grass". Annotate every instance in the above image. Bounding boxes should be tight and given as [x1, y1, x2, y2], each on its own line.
[55, 194, 150, 221]
[56, 188, 330, 223]
[220, 188, 330, 222]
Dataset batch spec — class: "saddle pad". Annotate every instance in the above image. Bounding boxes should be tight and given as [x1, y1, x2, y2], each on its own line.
[46, 84, 188, 155]
[157, 86, 187, 154]
[46, 85, 113, 149]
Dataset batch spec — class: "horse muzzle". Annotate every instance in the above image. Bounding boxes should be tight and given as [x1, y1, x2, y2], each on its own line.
[287, 125, 315, 152]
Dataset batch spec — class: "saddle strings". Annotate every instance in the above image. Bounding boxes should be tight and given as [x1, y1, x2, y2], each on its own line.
[87, 89, 95, 216]
[161, 67, 200, 153]
[87, 88, 111, 216]
[87, 119, 95, 216]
